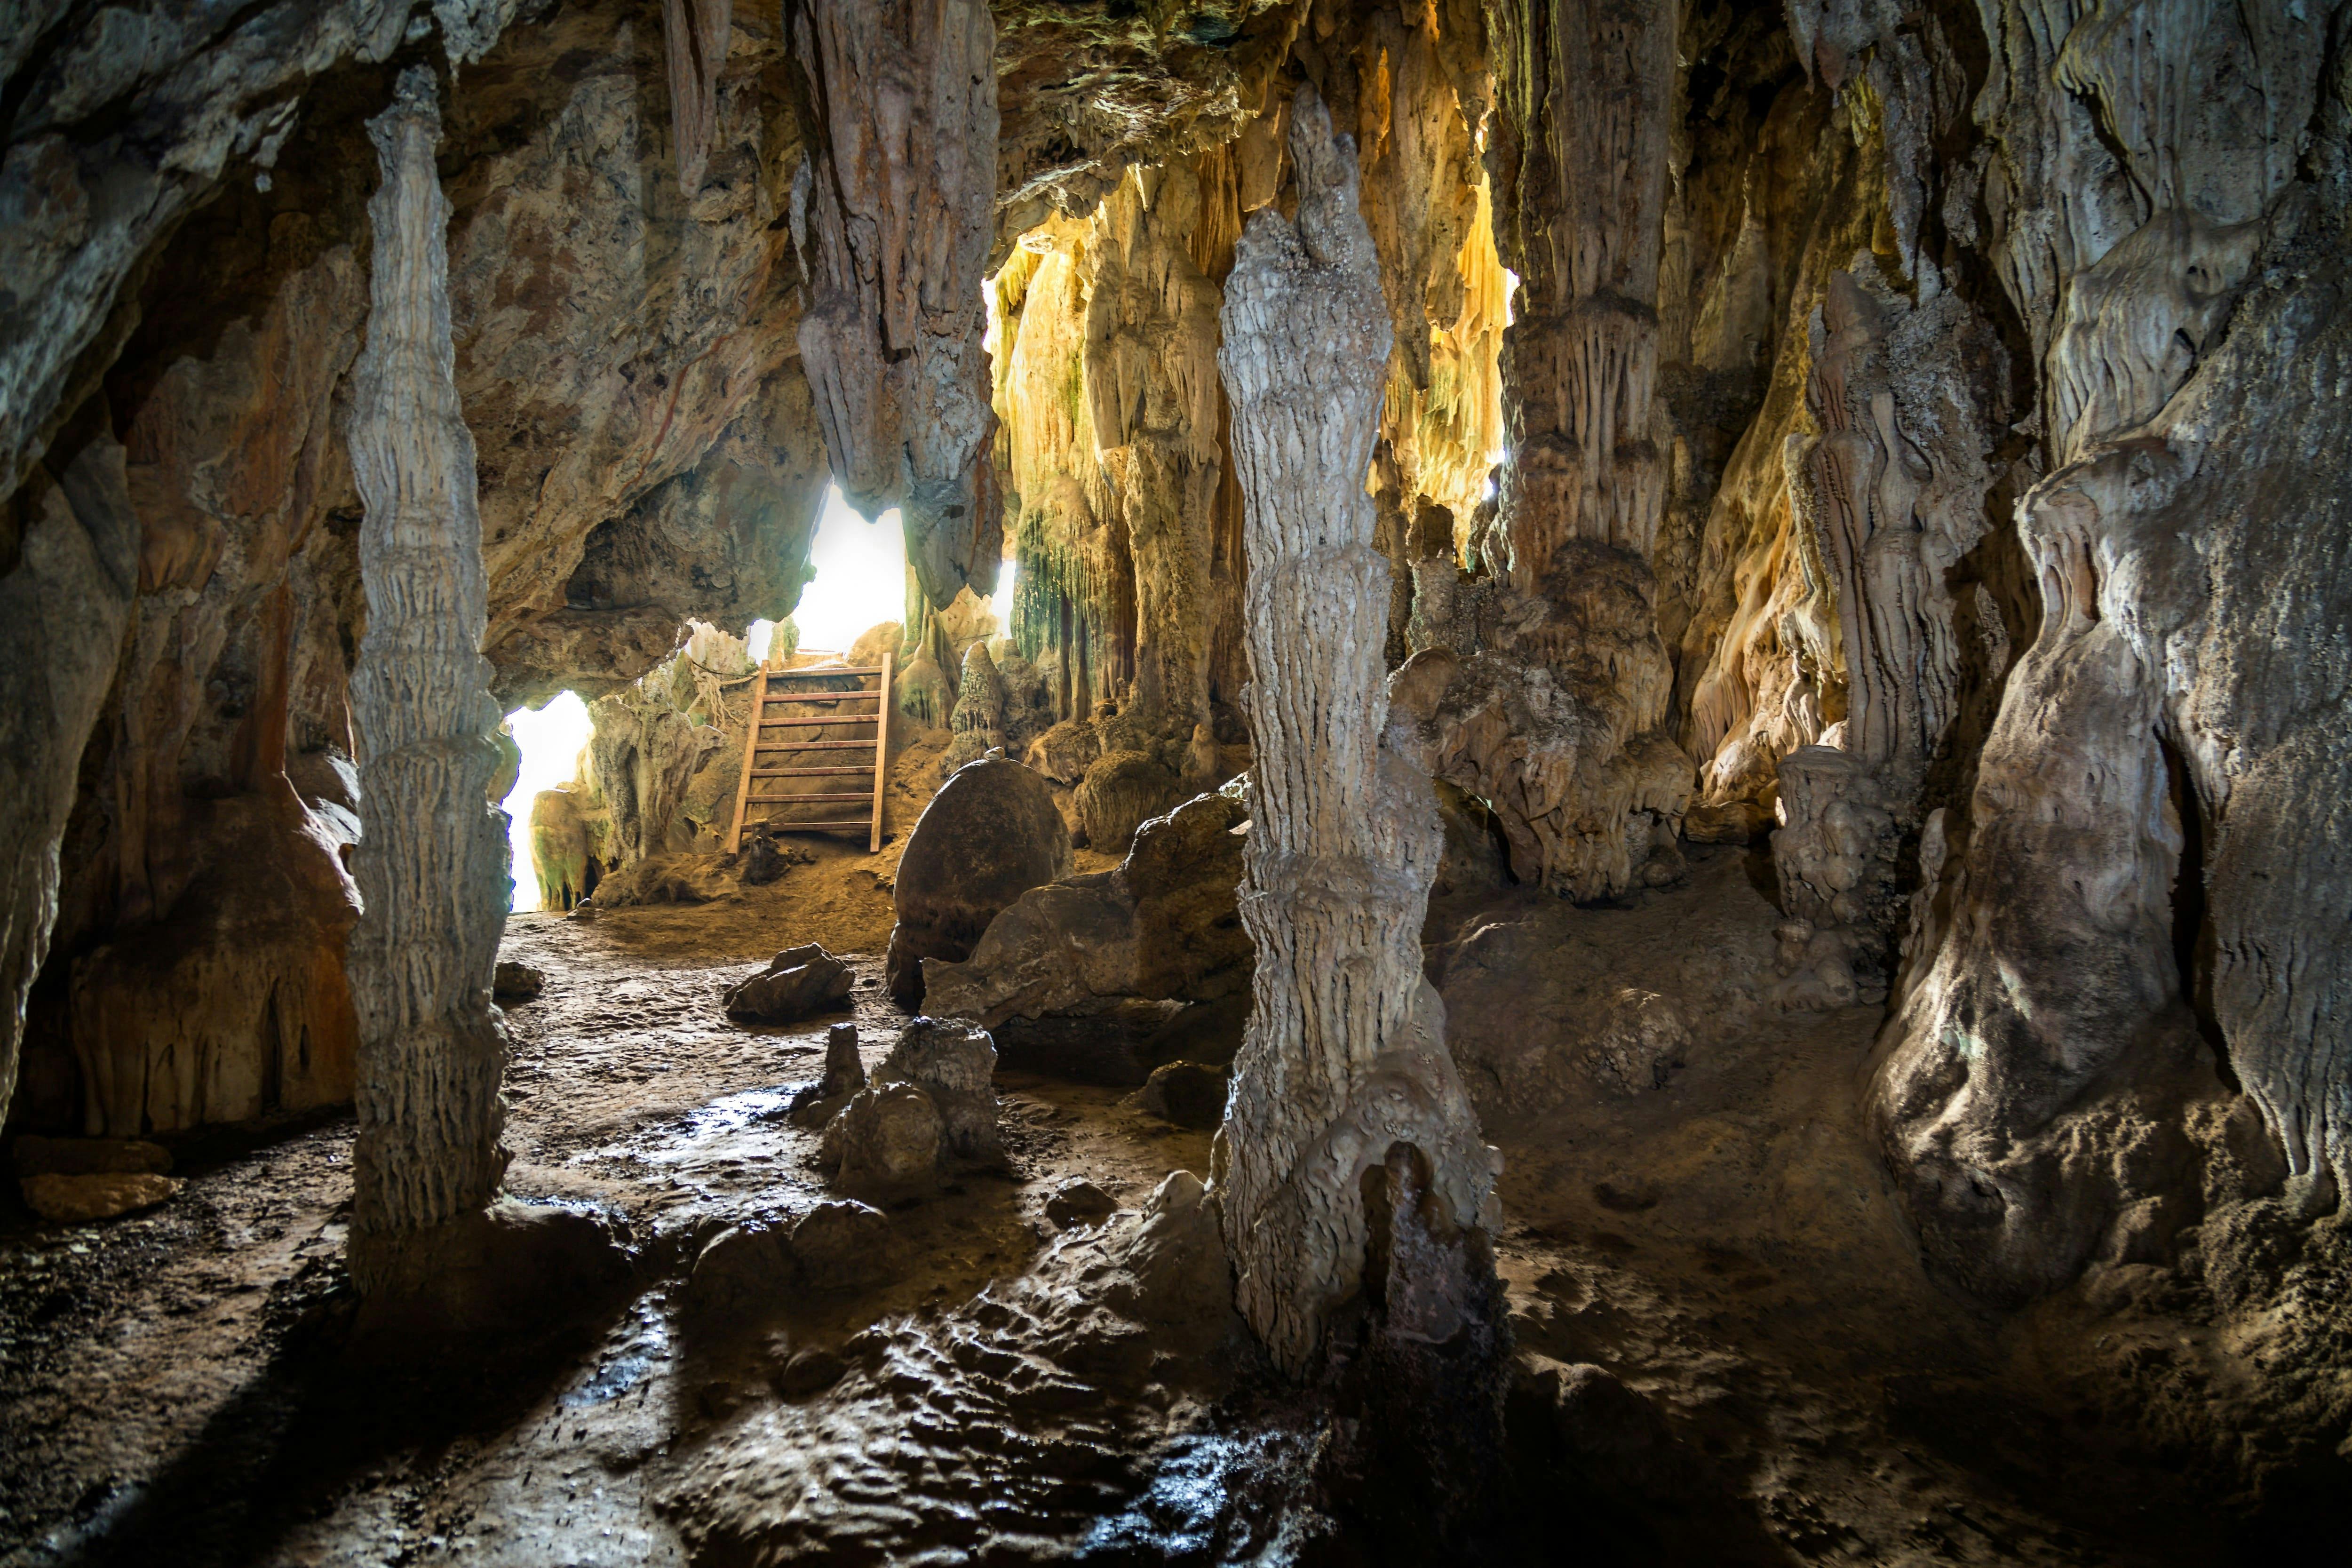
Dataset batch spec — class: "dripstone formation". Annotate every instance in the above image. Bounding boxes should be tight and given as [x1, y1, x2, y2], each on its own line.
[342, 68, 513, 1295]
[1213, 88, 1507, 1506]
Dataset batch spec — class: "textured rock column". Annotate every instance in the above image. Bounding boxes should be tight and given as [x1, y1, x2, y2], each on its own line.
[787, 0, 1001, 611]
[1487, 0, 1675, 570]
[344, 69, 513, 1293]
[1214, 88, 1502, 1402]
[0, 438, 138, 1122]
[1405, 0, 1691, 904]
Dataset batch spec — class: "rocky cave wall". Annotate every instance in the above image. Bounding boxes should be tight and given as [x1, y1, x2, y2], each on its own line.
[1, 0, 836, 1136]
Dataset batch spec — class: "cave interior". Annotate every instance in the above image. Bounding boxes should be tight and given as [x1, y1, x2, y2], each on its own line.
[2, 0, 2350, 1563]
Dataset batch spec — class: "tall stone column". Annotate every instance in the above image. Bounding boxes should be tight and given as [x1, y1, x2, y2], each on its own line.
[1214, 85, 1505, 1502]
[344, 67, 514, 1295]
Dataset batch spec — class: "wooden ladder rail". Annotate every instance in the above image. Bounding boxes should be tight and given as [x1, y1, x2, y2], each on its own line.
[725, 652, 893, 854]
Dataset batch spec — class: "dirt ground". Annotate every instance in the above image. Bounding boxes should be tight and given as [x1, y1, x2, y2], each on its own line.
[0, 842, 2336, 1565]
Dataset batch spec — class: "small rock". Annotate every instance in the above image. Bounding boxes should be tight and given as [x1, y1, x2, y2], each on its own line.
[818, 1022, 866, 1099]
[685, 1221, 795, 1313]
[742, 834, 812, 886]
[723, 943, 854, 1023]
[566, 897, 597, 921]
[823, 1082, 944, 1194]
[21, 1173, 181, 1223]
[1044, 1177, 1117, 1229]
[1138, 1060, 1229, 1129]
[493, 960, 544, 1002]
[877, 1017, 1001, 1166]
[791, 1200, 897, 1290]
[775, 1346, 847, 1398]
[786, 1023, 872, 1124]
[12, 1136, 172, 1177]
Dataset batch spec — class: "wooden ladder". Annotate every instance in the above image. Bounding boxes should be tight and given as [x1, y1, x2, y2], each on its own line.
[725, 652, 893, 855]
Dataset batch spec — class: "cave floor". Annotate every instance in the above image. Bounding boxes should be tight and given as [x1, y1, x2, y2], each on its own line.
[0, 860, 2278, 1567]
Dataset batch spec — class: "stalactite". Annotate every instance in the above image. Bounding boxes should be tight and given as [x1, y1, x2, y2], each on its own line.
[343, 67, 513, 1293]
[663, 0, 734, 194]
[787, 0, 1002, 612]
[1487, 0, 1674, 570]
[1213, 87, 1503, 1429]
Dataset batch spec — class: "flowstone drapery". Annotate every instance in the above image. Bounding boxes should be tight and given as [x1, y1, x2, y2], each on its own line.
[1212, 88, 1504, 1448]
[343, 69, 515, 1295]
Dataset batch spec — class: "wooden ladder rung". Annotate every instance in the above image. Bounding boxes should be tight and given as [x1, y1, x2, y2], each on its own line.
[745, 791, 874, 803]
[749, 765, 874, 777]
[761, 691, 880, 704]
[749, 738, 877, 752]
[755, 714, 879, 729]
[759, 820, 873, 830]
[766, 666, 884, 678]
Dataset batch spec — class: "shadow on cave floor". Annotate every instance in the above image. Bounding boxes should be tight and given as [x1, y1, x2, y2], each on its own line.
[1, 868, 2335, 1566]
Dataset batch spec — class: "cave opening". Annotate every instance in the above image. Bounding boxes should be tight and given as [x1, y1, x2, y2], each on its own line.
[500, 691, 594, 912]
[790, 483, 911, 654]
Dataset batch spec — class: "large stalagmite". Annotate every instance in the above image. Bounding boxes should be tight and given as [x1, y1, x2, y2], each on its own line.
[1212, 87, 1503, 1444]
[342, 68, 513, 1295]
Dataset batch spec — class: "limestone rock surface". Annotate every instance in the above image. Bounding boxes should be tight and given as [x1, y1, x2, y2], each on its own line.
[876, 1017, 1002, 1168]
[823, 1082, 946, 1196]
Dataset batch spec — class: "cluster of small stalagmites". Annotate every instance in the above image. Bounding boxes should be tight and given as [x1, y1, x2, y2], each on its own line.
[817, 1017, 1004, 1198]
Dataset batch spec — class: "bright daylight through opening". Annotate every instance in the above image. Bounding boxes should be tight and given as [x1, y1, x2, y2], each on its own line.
[500, 691, 593, 911]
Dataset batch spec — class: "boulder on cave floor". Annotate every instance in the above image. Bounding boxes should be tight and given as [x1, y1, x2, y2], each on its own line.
[1136, 1061, 1230, 1130]
[822, 1082, 947, 1198]
[818, 1017, 1005, 1200]
[877, 1017, 1002, 1166]
[723, 944, 854, 1023]
[921, 875, 1138, 1028]
[493, 960, 545, 1002]
[918, 789, 1251, 1084]
[20, 1172, 182, 1223]
[886, 756, 1072, 1004]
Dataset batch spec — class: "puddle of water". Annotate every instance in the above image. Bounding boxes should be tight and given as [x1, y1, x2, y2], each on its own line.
[1078, 1426, 1325, 1565]
[562, 1304, 673, 1409]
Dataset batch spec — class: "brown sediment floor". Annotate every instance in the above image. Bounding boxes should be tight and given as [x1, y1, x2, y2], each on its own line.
[0, 852, 2313, 1566]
